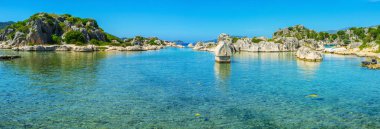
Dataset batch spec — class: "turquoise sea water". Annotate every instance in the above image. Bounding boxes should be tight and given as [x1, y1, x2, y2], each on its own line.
[0, 48, 379, 128]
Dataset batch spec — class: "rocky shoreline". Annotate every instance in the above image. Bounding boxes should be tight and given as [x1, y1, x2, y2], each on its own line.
[324, 47, 380, 59]
[0, 44, 183, 52]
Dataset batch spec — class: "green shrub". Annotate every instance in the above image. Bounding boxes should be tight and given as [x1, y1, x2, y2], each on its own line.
[64, 31, 86, 44]
[343, 40, 351, 45]
[122, 42, 133, 47]
[51, 34, 61, 44]
[330, 34, 338, 40]
[148, 39, 158, 45]
[90, 39, 109, 46]
[7, 21, 29, 33]
[232, 37, 239, 43]
[359, 42, 368, 50]
[251, 37, 263, 43]
[134, 36, 144, 42]
[46, 19, 54, 26]
[7, 33, 15, 39]
[106, 33, 122, 43]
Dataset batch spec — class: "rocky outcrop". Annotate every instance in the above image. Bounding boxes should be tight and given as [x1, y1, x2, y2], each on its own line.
[12, 45, 97, 52]
[218, 33, 232, 44]
[73, 45, 98, 52]
[0, 42, 11, 49]
[278, 37, 300, 51]
[193, 42, 217, 52]
[105, 45, 164, 51]
[11, 32, 27, 46]
[187, 43, 194, 48]
[143, 45, 163, 50]
[299, 39, 324, 51]
[296, 46, 323, 61]
[215, 41, 232, 63]
[0, 13, 108, 46]
[13, 45, 57, 51]
[258, 42, 281, 52]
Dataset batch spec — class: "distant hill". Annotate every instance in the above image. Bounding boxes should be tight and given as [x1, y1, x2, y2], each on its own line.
[0, 21, 15, 29]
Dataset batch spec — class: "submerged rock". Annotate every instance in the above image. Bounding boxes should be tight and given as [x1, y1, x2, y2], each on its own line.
[362, 58, 380, 69]
[296, 46, 323, 61]
[0, 55, 21, 60]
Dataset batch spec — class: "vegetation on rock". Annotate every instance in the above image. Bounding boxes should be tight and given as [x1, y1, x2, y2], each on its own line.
[0, 13, 138, 46]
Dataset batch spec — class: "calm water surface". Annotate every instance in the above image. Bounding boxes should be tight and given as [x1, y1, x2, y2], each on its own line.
[0, 48, 379, 128]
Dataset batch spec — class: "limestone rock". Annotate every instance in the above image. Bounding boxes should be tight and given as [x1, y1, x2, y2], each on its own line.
[259, 42, 281, 52]
[73, 45, 97, 52]
[218, 33, 232, 44]
[126, 45, 144, 51]
[193, 42, 216, 51]
[296, 46, 323, 61]
[215, 41, 232, 63]
[11, 32, 26, 46]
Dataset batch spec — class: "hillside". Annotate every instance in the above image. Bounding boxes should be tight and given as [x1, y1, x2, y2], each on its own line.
[273, 25, 380, 51]
[0, 13, 123, 46]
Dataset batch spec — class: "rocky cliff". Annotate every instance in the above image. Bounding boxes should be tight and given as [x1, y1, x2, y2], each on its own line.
[0, 13, 113, 46]
[274, 25, 380, 52]
[196, 25, 380, 54]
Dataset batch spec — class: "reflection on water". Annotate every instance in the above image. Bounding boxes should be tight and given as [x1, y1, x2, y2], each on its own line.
[214, 63, 231, 92]
[233, 52, 294, 61]
[296, 59, 321, 79]
[214, 63, 231, 80]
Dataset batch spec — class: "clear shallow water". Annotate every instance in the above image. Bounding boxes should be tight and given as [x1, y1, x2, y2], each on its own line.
[0, 48, 379, 128]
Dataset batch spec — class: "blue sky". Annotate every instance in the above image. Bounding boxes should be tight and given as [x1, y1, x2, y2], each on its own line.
[1, 0, 380, 42]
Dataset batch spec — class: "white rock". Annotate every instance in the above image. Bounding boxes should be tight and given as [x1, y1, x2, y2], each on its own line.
[296, 46, 323, 61]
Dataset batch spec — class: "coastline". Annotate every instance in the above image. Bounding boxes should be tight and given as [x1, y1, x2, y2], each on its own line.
[2, 43, 379, 59]
[0, 44, 185, 52]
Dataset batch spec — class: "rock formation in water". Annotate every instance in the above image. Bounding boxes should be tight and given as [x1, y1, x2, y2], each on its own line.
[214, 41, 232, 63]
[296, 46, 323, 61]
